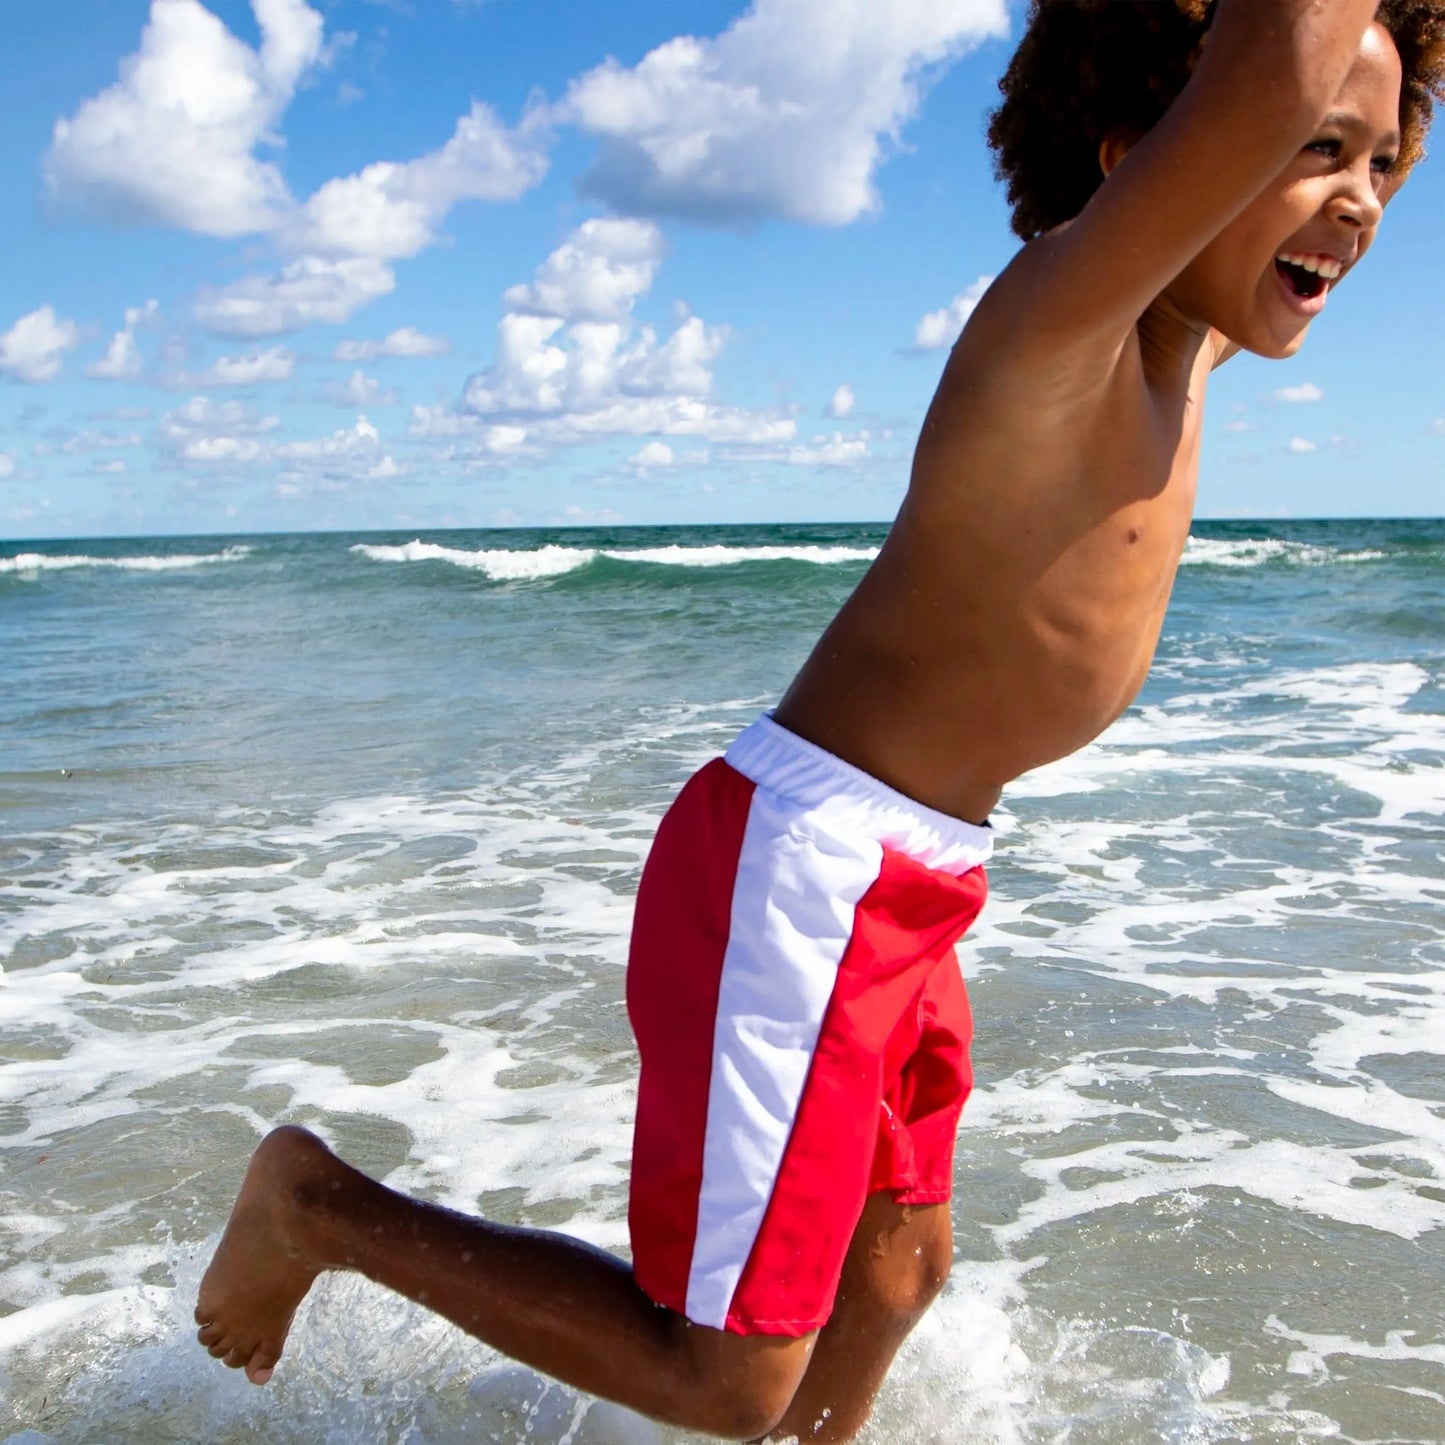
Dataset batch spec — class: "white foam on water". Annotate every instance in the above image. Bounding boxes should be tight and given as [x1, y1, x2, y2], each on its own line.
[1267, 1315, 1445, 1374]
[613, 543, 879, 567]
[352, 539, 599, 579]
[2, 1244, 1327, 1445]
[1180, 536, 1385, 567]
[351, 539, 878, 579]
[0, 1257, 673, 1444]
[4, 659, 1442, 1440]
[0, 546, 251, 575]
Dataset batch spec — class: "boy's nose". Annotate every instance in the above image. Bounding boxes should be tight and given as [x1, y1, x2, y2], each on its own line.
[1327, 165, 1385, 230]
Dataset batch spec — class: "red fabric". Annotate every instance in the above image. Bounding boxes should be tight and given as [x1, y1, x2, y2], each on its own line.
[724, 849, 987, 1333]
[626, 754, 988, 1337]
[626, 759, 756, 1319]
[871, 949, 975, 1203]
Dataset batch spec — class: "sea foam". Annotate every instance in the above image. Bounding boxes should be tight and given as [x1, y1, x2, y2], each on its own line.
[0, 546, 251, 574]
[351, 539, 879, 579]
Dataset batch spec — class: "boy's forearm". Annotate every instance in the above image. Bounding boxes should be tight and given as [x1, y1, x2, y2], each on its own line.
[1199, 0, 1386, 135]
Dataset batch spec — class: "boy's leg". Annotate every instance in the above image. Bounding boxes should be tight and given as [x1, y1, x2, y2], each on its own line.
[764, 1192, 952, 1444]
[195, 1126, 815, 1441]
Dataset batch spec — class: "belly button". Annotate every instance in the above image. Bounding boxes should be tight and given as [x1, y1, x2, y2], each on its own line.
[1126, 527, 1142, 545]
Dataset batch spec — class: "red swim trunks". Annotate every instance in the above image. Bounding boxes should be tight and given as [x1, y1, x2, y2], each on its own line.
[627, 714, 991, 1337]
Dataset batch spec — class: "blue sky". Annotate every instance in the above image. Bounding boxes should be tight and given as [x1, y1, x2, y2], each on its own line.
[2, 0, 1441, 540]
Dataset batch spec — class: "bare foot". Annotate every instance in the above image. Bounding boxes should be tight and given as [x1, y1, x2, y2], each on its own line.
[195, 1125, 339, 1384]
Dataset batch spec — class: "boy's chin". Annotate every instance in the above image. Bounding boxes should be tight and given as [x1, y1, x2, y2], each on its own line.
[1231, 326, 1309, 362]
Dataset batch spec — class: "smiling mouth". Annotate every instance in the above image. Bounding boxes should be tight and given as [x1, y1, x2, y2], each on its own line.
[1273, 252, 1343, 302]
[1275, 259, 1328, 300]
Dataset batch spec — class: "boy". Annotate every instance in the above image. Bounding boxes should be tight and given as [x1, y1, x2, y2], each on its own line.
[196, 2, 1443, 1440]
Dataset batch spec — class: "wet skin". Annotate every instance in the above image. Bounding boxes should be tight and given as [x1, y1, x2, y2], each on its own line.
[198, 7, 1407, 1440]
[777, 23, 1404, 827]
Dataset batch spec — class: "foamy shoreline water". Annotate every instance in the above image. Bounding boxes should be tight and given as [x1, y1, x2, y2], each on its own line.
[2, 520, 1442, 1442]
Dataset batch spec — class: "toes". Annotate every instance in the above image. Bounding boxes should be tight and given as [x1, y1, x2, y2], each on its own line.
[246, 1343, 280, 1385]
[197, 1322, 223, 1348]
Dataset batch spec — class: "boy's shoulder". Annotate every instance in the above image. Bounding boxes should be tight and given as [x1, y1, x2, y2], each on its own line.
[938, 229, 1199, 423]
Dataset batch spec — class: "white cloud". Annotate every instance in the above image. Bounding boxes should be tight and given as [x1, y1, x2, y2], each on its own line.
[456, 219, 789, 452]
[159, 398, 399, 480]
[195, 257, 396, 336]
[1275, 382, 1324, 403]
[1222, 420, 1254, 434]
[161, 396, 281, 463]
[184, 346, 296, 387]
[564, 0, 1007, 225]
[788, 431, 869, 465]
[1287, 436, 1317, 453]
[632, 441, 675, 467]
[274, 415, 402, 480]
[48, 2, 553, 344]
[326, 370, 398, 407]
[503, 218, 664, 322]
[0, 453, 14, 479]
[286, 101, 550, 260]
[828, 383, 855, 419]
[333, 326, 450, 361]
[89, 299, 160, 380]
[0, 306, 81, 384]
[185, 435, 267, 463]
[481, 424, 529, 455]
[408, 405, 481, 439]
[45, 0, 325, 238]
[913, 276, 993, 350]
[58, 429, 146, 454]
[276, 414, 377, 457]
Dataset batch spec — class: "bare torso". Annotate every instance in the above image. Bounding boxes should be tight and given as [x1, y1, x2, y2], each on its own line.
[775, 238, 1220, 825]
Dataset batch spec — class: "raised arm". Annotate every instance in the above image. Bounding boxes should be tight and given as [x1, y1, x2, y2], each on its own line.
[996, 0, 1384, 348]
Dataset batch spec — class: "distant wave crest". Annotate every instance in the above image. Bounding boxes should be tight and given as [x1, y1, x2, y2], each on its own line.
[352, 539, 879, 580]
[352, 541, 597, 579]
[0, 545, 251, 575]
[1182, 537, 1385, 568]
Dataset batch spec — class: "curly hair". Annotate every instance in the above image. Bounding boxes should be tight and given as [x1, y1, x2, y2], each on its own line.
[987, 0, 1445, 240]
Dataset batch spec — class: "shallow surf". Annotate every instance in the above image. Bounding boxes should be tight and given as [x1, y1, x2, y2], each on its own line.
[2, 519, 1441, 1442]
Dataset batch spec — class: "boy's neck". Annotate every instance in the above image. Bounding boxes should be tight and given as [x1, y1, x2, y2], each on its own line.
[1139, 294, 1221, 391]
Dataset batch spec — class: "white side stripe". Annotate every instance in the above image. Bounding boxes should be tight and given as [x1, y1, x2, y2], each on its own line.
[684, 786, 884, 1329]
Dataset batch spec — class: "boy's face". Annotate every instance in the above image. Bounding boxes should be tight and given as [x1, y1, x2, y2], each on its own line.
[1164, 23, 1404, 360]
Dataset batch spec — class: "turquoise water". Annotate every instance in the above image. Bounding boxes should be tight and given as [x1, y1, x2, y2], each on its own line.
[1, 520, 1442, 1442]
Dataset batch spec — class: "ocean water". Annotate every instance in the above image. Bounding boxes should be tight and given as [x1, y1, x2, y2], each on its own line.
[1, 518, 1442, 1444]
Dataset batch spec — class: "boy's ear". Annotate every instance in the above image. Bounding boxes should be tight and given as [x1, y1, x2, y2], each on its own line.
[1098, 132, 1135, 178]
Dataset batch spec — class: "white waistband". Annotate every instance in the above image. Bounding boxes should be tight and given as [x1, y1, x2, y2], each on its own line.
[724, 714, 992, 875]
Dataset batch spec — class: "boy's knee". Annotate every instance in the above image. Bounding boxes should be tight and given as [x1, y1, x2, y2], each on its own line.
[881, 1230, 951, 1321]
[672, 1321, 814, 1440]
[859, 1201, 953, 1324]
[713, 1383, 796, 1441]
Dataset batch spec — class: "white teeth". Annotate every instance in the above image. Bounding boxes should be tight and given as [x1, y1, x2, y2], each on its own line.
[1277, 252, 1343, 280]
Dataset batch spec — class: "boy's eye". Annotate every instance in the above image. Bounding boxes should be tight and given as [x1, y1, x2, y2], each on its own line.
[1371, 154, 1398, 175]
[1306, 138, 1341, 156]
